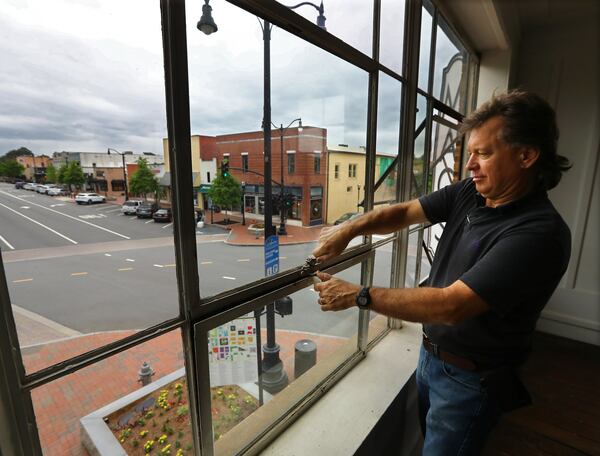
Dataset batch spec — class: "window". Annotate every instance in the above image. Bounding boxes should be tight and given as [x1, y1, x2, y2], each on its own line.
[110, 179, 125, 192]
[348, 163, 357, 178]
[0, 0, 476, 454]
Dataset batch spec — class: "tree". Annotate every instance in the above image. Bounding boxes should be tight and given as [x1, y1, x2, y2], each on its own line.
[207, 174, 242, 223]
[0, 160, 25, 179]
[60, 161, 85, 192]
[129, 158, 159, 201]
[45, 163, 58, 183]
[2, 147, 33, 161]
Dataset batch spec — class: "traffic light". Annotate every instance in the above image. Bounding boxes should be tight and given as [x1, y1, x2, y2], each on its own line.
[220, 158, 229, 177]
[284, 193, 295, 208]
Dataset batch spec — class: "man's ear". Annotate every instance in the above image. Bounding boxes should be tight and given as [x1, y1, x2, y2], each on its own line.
[519, 147, 540, 169]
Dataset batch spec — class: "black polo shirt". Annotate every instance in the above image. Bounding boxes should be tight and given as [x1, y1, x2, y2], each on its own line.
[418, 178, 571, 368]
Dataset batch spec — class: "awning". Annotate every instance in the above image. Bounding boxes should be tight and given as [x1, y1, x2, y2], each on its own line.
[197, 184, 212, 193]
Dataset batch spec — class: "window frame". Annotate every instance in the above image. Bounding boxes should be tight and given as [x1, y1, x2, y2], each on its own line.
[0, 0, 478, 454]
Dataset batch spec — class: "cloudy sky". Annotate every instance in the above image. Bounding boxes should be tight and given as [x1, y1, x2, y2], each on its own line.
[0, 0, 460, 159]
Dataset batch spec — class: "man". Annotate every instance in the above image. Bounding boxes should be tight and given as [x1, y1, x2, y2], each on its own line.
[312, 90, 571, 454]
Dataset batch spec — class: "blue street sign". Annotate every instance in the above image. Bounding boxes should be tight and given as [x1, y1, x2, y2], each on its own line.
[264, 235, 280, 277]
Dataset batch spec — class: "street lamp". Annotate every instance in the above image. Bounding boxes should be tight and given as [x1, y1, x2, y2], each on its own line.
[107, 148, 129, 201]
[271, 118, 302, 235]
[197, 0, 218, 35]
[198, 1, 325, 396]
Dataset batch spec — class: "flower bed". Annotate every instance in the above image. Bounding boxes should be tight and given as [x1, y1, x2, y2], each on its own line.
[106, 378, 258, 455]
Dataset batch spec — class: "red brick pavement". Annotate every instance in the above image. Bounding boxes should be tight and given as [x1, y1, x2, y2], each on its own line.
[26, 328, 346, 455]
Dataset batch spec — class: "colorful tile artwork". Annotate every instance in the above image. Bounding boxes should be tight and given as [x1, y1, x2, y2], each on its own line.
[208, 318, 259, 385]
[208, 319, 257, 362]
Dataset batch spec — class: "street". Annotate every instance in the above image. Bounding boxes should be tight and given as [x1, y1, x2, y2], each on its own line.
[0, 183, 402, 343]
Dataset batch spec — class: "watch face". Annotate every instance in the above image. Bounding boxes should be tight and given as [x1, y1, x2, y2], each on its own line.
[358, 296, 368, 306]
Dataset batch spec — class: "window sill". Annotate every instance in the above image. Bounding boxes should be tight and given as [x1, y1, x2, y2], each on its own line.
[260, 321, 422, 455]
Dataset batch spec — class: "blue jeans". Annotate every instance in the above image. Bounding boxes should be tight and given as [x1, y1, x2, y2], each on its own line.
[416, 345, 501, 455]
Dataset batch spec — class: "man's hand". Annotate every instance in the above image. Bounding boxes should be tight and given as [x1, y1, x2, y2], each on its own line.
[311, 224, 353, 262]
[314, 272, 361, 312]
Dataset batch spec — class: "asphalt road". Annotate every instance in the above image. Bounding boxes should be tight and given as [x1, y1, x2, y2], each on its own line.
[0, 182, 420, 340]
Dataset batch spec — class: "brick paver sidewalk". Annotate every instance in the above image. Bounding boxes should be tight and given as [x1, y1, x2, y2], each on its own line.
[23, 328, 345, 455]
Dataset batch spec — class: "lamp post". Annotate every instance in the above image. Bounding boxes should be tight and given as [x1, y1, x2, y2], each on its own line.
[197, 1, 325, 395]
[107, 148, 129, 201]
[271, 118, 302, 235]
[241, 181, 246, 226]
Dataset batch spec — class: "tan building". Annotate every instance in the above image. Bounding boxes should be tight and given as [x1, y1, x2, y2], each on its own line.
[325, 145, 396, 224]
[162, 135, 218, 211]
[15, 155, 51, 182]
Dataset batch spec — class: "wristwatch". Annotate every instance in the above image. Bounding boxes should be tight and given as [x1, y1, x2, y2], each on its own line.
[356, 287, 371, 309]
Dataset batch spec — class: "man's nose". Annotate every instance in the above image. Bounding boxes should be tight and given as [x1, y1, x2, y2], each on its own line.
[466, 154, 478, 169]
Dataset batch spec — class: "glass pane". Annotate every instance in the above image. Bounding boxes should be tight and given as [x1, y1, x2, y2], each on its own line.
[186, 2, 369, 297]
[30, 329, 195, 455]
[275, 0, 373, 57]
[373, 72, 401, 227]
[204, 264, 362, 455]
[1, 0, 174, 375]
[418, 6, 433, 91]
[380, 0, 406, 74]
[426, 116, 459, 257]
[432, 19, 468, 113]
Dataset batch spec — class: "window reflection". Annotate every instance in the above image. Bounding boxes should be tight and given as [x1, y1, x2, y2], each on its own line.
[433, 20, 468, 113]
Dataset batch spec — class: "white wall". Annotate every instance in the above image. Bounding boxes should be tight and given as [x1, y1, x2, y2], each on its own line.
[514, 17, 600, 345]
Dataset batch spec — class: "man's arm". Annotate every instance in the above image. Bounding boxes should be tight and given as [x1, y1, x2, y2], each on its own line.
[314, 272, 489, 325]
[313, 199, 429, 262]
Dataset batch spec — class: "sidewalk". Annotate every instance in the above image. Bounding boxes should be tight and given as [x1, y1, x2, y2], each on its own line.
[19, 320, 345, 455]
[202, 211, 323, 246]
[11, 211, 330, 455]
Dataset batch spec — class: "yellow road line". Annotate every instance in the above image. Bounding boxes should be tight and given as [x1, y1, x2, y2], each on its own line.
[71, 272, 88, 276]
[237, 259, 250, 262]
[12, 278, 33, 283]
[164, 264, 176, 268]
[201, 261, 213, 265]
[118, 267, 133, 271]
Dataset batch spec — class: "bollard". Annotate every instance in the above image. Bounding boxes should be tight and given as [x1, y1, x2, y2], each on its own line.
[294, 339, 317, 379]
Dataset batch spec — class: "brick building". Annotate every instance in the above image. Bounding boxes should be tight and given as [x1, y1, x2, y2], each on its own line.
[216, 126, 327, 227]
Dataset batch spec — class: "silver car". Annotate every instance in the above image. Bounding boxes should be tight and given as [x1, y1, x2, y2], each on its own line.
[121, 200, 143, 215]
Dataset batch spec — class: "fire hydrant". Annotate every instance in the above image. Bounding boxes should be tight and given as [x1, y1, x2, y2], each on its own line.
[138, 362, 155, 386]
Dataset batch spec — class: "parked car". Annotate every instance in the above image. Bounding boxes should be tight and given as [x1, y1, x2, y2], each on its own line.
[23, 182, 37, 190]
[75, 192, 106, 205]
[121, 200, 143, 215]
[136, 202, 159, 218]
[334, 212, 361, 225]
[14, 180, 25, 189]
[47, 186, 68, 196]
[152, 208, 172, 223]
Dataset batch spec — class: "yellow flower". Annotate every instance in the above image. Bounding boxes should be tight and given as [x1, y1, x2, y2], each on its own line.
[139, 430, 148, 437]
[158, 434, 168, 444]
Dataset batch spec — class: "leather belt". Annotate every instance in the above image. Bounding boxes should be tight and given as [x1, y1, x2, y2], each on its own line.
[422, 334, 477, 371]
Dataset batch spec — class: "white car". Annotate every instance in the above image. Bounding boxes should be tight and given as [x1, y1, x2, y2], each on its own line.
[75, 192, 106, 205]
[47, 186, 68, 196]
[23, 182, 37, 190]
[121, 200, 143, 215]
